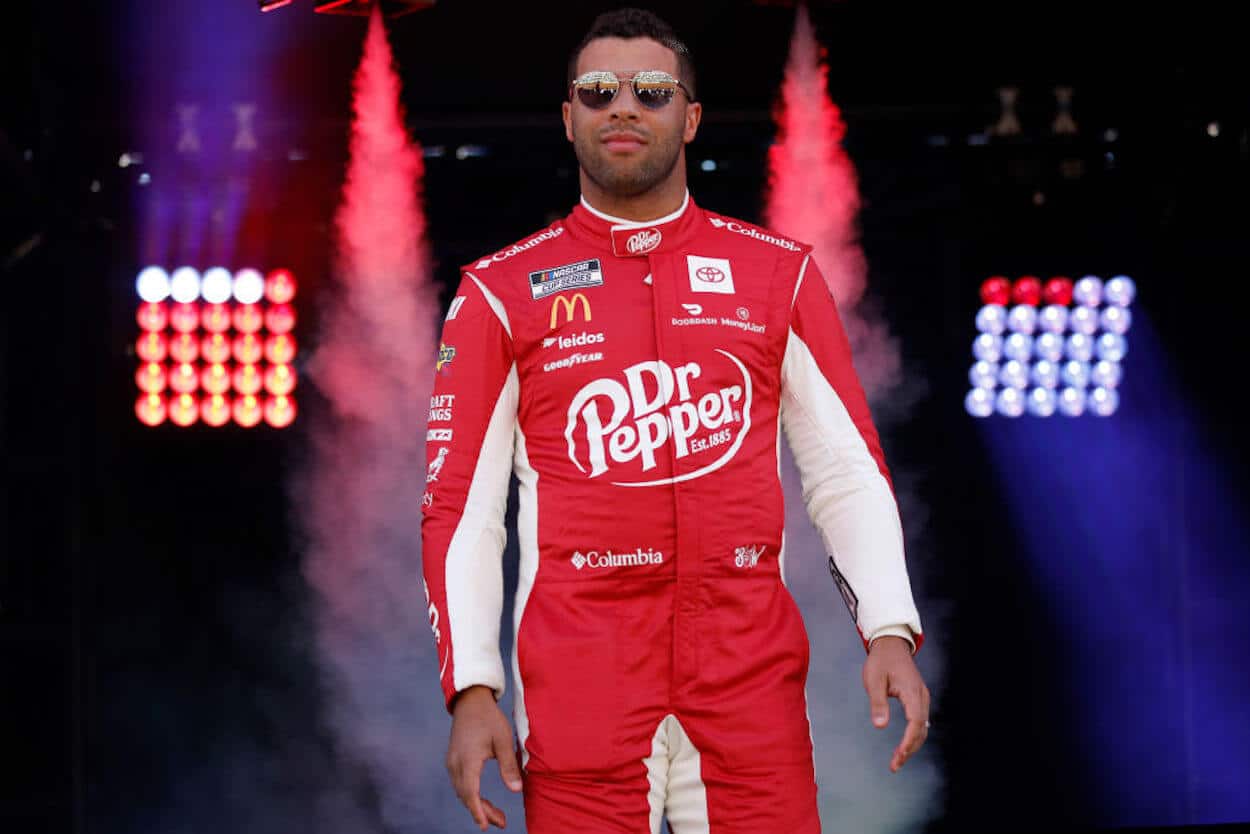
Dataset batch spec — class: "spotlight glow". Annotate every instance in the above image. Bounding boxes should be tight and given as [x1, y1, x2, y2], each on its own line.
[965, 387, 994, 417]
[136, 267, 172, 302]
[201, 267, 233, 304]
[976, 304, 1007, 335]
[995, 386, 1025, 417]
[232, 268, 265, 304]
[1027, 386, 1057, 417]
[169, 267, 202, 303]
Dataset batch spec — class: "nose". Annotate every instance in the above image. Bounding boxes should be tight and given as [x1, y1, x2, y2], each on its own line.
[606, 83, 643, 121]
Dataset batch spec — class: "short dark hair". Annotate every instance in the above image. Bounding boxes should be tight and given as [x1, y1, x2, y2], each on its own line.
[567, 8, 696, 101]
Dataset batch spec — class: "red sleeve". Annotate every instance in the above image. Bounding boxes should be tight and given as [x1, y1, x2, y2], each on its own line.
[421, 272, 518, 711]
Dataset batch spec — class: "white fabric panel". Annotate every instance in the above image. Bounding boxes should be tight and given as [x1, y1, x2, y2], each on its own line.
[644, 714, 710, 834]
[779, 329, 922, 642]
[581, 189, 689, 228]
[466, 272, 512, 338]
[444, 364, 519, 700]
[868, 624, 917, 654]
[511, 427, 539, 767]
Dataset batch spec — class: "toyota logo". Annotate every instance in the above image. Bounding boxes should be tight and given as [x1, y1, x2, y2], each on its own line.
[695, 266, 725, 283]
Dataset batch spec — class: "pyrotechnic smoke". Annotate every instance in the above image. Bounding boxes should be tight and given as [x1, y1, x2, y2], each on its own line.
[766, 5, 945, 832]
[294, 7, 453, 830]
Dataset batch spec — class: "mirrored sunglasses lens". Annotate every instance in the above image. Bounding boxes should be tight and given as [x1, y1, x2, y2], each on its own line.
[633, 82, 677, 109]
[576, 78, 618, 109]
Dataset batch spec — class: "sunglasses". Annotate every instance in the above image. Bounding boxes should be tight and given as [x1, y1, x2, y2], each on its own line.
[570, 70, 694, 111]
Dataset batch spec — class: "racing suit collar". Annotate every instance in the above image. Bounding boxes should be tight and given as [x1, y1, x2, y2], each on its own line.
[568, 190, 702, 258]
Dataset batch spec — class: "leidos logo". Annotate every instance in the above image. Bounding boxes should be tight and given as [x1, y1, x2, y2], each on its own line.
[549, 292, 593, 328]
[564, 350, 753, 487]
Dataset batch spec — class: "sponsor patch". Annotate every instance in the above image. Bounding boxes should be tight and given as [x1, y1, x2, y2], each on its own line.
[426, 428, 452, 441]
[530, 259, 604, 300]
[571, 548, 664, 570]
[687, 255, 735, 294]
[546, 331, 605, 350]
[428, 394, 455, 423]
[828, 557, 860, 624]
[548, 292, 593, 327]
[543, 351, 604, 373]
[436, 343, 456, 374]
[682, 303, 703, 315]
[734, 544, 766, 568]
[475, 226, 564, 270]
[707, 217, 803, 252]
[625, 228, 662, 255]
[426, 447, 449, 483]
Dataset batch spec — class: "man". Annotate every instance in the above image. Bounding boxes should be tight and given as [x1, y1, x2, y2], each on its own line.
[421, 8, 929, 832]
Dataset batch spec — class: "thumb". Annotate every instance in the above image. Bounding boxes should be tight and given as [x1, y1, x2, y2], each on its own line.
[495, 728, 524, 792]
[865, 668, 890, 728]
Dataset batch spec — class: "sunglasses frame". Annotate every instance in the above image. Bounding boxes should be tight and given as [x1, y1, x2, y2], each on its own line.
[569, 70, 695, 110]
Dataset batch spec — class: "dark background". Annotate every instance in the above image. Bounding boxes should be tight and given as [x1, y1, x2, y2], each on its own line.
[2, 1, 1247, 832]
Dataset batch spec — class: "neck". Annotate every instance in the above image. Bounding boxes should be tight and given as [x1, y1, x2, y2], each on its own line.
[578, 170, 689, 223]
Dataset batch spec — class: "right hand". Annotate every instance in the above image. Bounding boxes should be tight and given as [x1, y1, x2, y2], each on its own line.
[446, 685, 524, 830]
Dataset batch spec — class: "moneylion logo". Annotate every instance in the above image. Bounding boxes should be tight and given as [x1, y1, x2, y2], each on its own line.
[571, 548, 664, 570]
[625, 228, 662, 254]
[550, 292, 592, 328]
[564, 350, 753, 487]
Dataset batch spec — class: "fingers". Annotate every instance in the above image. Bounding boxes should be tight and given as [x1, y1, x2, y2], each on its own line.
[448, 753, 489, 830]
[863, 664, 890, 729]
[889, 682, 932, 774]
[494, 726, 524, 793]
[481, 798, 507, 829]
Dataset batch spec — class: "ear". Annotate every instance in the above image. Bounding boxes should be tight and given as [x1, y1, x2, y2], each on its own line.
[562, 101, 574, 143]
[683, 101, 702, 144]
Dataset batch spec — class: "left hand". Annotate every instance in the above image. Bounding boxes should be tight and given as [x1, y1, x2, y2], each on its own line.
[862, 635, 930, 773]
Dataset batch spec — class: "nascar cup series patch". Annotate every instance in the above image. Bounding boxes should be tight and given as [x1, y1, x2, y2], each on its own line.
[530, 259, 604, 300]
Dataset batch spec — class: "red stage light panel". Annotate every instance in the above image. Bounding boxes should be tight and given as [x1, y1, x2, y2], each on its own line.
[232, 303, 263, 334]
[201, 333, 231, 364]
[136, 362, 168, 395]
[232, 364, 263, 396]
[169, 393, 199, 427]
[264, 303, 295, 335]
[170, 302, 200, 333]
[232, 333, 264, 365]
[265, 333, 296, 365]
[136, 332, 168, 363]
[201, 394, 232, 427]
[233, 394, 263, 428]
[169, 362, 199, 394]
[169, 332, 199, 364]
[264, 395, 297, 428]
[201, 303, 232, 333]
[265, 269, 297, 304]
[136, 393, 167, 426]
[137, 302, 168, 331]
[264, 364, 296, 397]
[201, 363, 231, 396]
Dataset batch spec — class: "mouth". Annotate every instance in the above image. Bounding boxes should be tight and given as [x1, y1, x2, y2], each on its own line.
[601, 132, 647, 153]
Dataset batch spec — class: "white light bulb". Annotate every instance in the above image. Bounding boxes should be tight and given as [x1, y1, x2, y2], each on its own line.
[136, 266, 171, 303]
[169, 267, 201, 303]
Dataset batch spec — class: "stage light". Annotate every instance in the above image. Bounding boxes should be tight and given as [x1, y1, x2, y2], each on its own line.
[136, 332, 168, 363]
[232, 333, 263, 365]
[265, 333, 296, 365]
[201, 363, 231, 396]
[264, 395, 297, 428]
[201, 303, 231, 334]
[314, 0, 436, 18]
[1006, 305, 1037, 335]
[264, 303, 295, 334]
[973, 333, 1003, 363]
[975, 304, 1006, 335]
[232, 268, 265, 304]
[1104, 276, 1136, 307]
[1090, 360, 1123, 389]
[201, 333, 231, 364]
[1042, 277, 1074, 307]
[201, 267, 233, 304]
[969, 360, 998, 389]
[999, 360, 1029, 390]
[1030, 359, 1060, 389]
[1057, 387, 1086, 417]
[170, 267, 201, 303]
[169, 362, 199, 394]
[994, 387, 1025, 417]
[233, 364, 263, 396]
[169, 393, 200, 426]
[259, 0, 294, 11]
[1100, 305, 1132, 335]
[136, 362, 168, 395]
[965, 387, 994, 417]
[1011, 276, 1042, 306]
[201, 394, 232, 427]
[232, 394, 263, 428]
[265, 269, 296, 304]
[1088, 387, 1119, 417]
[170, 302, 200, 333]
[1026, 386, 1057, 417]
[169, 332, 199, 364]
[1038, 304, 1069, 334]
[1069, 306, 1099, 335]
[980, 277, 1011, 306]
[1061, 360, 1091, 389]
[136, 267, 171, 302]
[137, 302, 168, 332]
[136, 393, 167, 426]
[263, 364, 297, 396]
[1065, 332, 1094, 363]
[1034, 332, 1064, 363]
[1073, 275, 1103, 307]
[1003, 333, 1033, 362]
[232, 303, 263, 334]
[1096, 333, 1128, 363]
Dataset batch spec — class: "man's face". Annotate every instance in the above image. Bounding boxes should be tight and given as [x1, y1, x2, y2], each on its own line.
[563, 37, 701, 198]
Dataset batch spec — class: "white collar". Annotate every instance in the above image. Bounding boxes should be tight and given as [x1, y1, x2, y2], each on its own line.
[579, 190, 690, 228]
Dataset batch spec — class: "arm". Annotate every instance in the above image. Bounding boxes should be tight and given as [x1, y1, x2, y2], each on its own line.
[778, 255, 924, 655]
[421, 271, 518, 712]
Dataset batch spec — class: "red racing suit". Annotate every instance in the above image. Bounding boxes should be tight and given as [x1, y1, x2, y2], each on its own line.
[421, 192, 923, 833]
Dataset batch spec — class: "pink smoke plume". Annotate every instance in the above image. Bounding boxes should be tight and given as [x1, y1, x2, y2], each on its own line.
[764, 4, 899, 401]
[296, 7, 444, 828]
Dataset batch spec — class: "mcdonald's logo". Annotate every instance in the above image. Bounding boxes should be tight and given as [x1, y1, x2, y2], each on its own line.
[550, 293, 593, 329]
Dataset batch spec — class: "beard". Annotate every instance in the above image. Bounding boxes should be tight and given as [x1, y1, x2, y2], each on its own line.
[573, 126, 684, 198]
